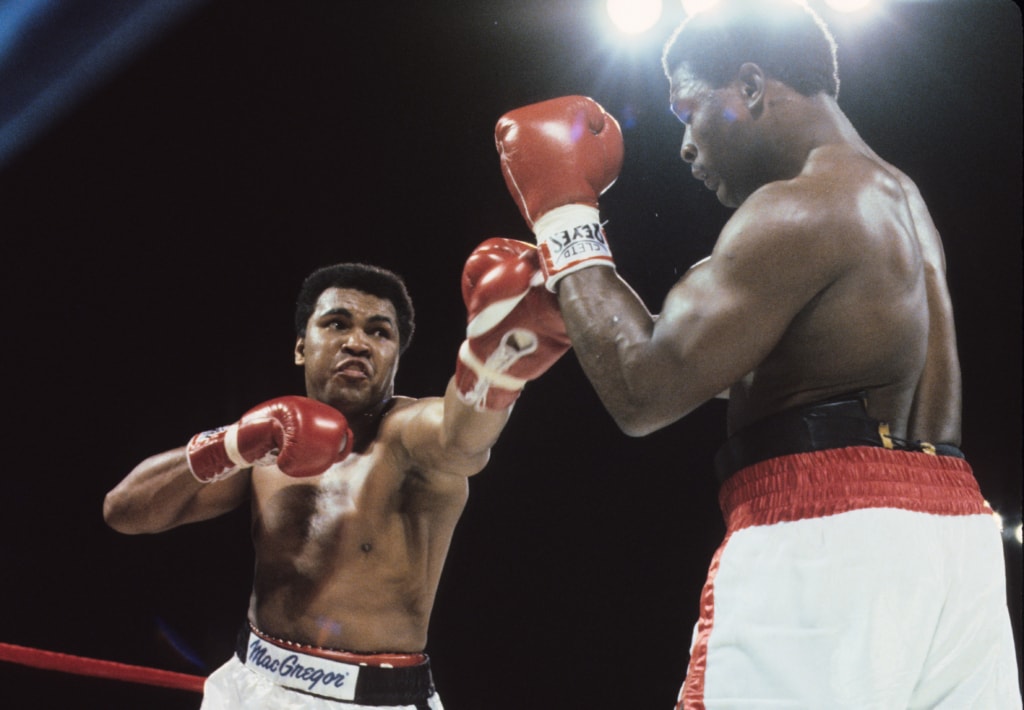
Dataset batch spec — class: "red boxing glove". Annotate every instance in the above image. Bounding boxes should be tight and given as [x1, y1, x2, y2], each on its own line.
[495, 95, 624, 290]
[455, 238, 571, 410]
[186, 396, 354, 482]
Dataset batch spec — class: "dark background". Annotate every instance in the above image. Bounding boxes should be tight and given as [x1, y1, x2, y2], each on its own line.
[0, 1, 1019, 708]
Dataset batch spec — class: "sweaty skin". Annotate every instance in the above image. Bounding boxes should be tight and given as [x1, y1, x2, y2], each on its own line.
[556, 63, 960, 446]
[104, 287, 509, 653]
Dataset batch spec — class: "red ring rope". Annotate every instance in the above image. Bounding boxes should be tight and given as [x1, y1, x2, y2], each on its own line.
[0, 641, 205, 693]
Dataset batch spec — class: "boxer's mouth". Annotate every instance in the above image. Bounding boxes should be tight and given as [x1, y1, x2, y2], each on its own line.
[693, 166, 717, 191]
[336, 359, 371, 379]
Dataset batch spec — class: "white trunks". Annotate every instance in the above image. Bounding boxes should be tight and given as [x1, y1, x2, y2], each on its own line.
[677, 447, 1021, 710]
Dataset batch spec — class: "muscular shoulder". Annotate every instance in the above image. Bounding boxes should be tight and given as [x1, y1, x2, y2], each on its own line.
[721, 149, 905, 275]
[712, 180, 847, 300]
[373, 395, 438, 444]
[868, 157, 947, 270]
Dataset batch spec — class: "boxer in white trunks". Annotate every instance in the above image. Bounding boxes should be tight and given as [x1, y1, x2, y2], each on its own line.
[104, 249, 569, 709]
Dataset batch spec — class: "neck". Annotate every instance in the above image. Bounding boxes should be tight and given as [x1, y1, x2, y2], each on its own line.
[345, 396, 394, 453]
[766, 88, 859, 174]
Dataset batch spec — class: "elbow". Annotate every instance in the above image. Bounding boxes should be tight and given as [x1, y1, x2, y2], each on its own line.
[448, 447, 492, 478]
[605, 390, 698, 437]
[614, 415, 661, 438]
[608, 404, 665, 438]
[103, 490, 144, 535]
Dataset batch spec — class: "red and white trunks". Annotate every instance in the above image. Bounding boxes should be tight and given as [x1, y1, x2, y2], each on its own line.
[677, 447, 1021, 710]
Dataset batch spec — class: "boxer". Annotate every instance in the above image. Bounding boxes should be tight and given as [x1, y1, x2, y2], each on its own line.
[491, 0, 1021, 706]
[104, 248, 569, 709]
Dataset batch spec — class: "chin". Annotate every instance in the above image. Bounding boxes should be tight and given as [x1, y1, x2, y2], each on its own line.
[717, 185, 745, 209]
[316, 386, 362, 412]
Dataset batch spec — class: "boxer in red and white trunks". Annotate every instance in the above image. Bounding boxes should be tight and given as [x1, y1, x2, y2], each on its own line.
[105, 253, 570, 709]
[488, 0, 1021, 706]
[678, 395, 1020, 708]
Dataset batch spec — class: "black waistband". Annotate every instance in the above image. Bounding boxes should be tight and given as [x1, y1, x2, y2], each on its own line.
[235, 622, 435, 706]
[713, 394, 964, 483]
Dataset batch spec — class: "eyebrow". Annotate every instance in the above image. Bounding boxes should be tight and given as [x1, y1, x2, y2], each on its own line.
[317, 307, 395, 328]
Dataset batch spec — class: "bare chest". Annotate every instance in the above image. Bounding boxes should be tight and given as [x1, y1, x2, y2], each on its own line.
[252, 452, 406, 555]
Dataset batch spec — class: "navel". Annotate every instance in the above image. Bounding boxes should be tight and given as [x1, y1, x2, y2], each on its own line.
[360, 542, 373, 554]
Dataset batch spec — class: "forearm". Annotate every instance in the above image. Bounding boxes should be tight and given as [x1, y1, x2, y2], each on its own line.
[494, 96, 661, 429]
[397, 380, 511, 478]
[103, 447, 241, 534]
[557, 268, 661, 435]
[440, 377, 510, 465]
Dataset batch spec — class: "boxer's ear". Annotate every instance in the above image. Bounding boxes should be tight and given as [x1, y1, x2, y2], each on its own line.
[737, 62, 765, 112]
[294, 338, 306, 365]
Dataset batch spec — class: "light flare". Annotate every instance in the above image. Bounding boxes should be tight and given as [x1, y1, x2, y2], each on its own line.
[607, 0, 663, 34]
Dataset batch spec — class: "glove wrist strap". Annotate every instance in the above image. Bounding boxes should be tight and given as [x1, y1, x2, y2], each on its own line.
[533, 204, 615, 291]
[186, 424, 248, 483]
[222, 424, 249, 467]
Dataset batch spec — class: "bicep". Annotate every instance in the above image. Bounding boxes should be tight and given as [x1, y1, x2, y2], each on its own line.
[555, 251, 799, 433]
[181, 470, 252, 524]
[636, 220, 839, 421]
[642, 261, 791, 415]
[398, 385, 508, 480]
[559, 201, 839, 433]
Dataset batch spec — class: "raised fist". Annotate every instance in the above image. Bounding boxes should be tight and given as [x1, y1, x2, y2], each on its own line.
[186, 396, 353, 482]
[455, 238, 571, 410]
[496, 95, 624, 288]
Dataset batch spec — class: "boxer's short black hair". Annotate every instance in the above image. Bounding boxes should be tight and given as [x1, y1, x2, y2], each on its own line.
[662, 0, 839, 98]
[295, 263, 415, 354]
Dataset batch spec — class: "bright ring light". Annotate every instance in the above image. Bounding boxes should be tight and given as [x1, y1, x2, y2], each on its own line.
[607, 0, 662, 34]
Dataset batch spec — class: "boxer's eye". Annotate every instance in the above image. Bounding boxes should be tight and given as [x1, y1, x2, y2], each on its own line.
[671, 101, 692, 125]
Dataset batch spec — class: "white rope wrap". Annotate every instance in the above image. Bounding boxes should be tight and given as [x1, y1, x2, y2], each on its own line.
[457, 334, 535, 409]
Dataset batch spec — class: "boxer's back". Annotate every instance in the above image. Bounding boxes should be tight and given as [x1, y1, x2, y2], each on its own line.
[725, 144, 954, 443]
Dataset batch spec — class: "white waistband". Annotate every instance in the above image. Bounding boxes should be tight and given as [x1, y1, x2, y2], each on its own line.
[241, 630, 361, 701]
